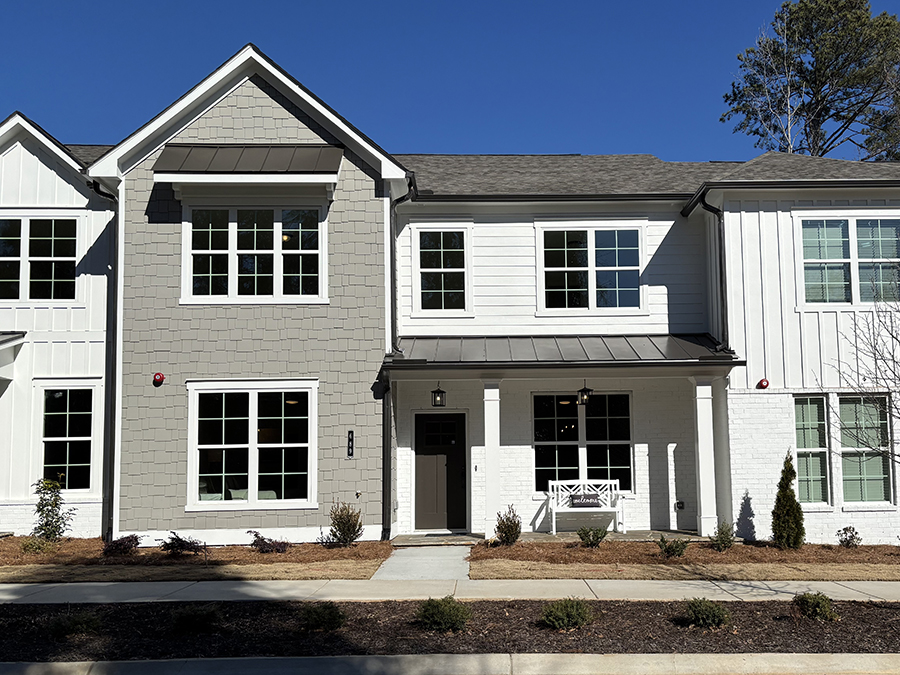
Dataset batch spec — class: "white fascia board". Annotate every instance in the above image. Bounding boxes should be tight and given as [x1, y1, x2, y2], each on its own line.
[89, 45, 406, 182]
[154, 173, 339, 185]
[0, 115, 82, 173]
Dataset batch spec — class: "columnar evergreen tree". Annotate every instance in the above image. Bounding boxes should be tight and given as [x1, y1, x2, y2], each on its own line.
[771, 453, 805, 549]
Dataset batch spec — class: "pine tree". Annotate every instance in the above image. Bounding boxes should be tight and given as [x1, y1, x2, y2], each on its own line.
[771, 452, 805, 549]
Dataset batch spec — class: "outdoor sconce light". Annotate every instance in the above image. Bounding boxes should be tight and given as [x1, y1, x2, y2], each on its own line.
[431, 383, 446, 407]
[576, 380, 593, 405]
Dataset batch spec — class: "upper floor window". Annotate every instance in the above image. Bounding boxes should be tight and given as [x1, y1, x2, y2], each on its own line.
[802, 217, 900, 303]
[0, 218, 76, 301]
[420, 231, 465, 310]
[184, 207, 325, 304]
[541, 226, 642, 311]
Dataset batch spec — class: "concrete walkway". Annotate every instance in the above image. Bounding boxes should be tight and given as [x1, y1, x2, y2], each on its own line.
[2, 578, 900, 604]
[372, 545, 470, 580]
[2, 653, 900, 675]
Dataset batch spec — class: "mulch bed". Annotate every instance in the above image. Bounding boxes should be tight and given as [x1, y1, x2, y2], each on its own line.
[0, 537, 392, 567]
[1, 600, 898, 661]
[468, 540, 900, 565]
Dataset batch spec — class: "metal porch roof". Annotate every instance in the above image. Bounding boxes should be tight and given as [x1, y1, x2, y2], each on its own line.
[152, 144, 343, 174]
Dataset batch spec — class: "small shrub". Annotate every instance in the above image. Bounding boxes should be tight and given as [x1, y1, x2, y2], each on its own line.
[48, 609, 101, 639]
[577, 526, 608, 548]
[415, 596, 472, 632]
[541, 597, 593, 630]
[31, 478, 75, 542]
[708, 520, 735, 552]
[771, 452, 805, 549]
[247, 530, 290, 554]
[159, 531, 205, 556]
[494, 505, 521, 546]
[322, 502, 364, 547]
[20, 536, 57, 555]
[103, 534, 142, 557]
[657, 534, 689, 558]
[686, 598, 730, 628]
[793, 592, 839, 622]
[836, 526, 862, 549]
[171, 604, 221, 634]
[297, 601, 347, 631]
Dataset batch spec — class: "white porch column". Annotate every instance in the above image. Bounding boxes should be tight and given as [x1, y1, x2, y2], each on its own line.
[483, 380, 501, 536]
[692, 377, 718, 536]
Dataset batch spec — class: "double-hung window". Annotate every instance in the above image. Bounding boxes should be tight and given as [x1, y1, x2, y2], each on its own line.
[839, 396, 891, 503]
[187, 380, 317, 510]
[0, 217, 77, 301]
[794, 397, 829, 503]
[184, 207, 325, 303]
[533, 393, 632, 492]
[42, 388, 92, 490]
[801, 216, 900, 304]
[411, 225, 471, 314]
[540, 224, 642, 311]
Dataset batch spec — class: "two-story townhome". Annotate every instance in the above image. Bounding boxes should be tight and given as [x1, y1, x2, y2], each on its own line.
[4, 44, 900, 545]
[0, 113, 115, 536]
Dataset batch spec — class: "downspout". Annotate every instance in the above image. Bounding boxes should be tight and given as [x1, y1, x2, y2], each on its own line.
[86, 178, 118, 542]
[699, 193, 730, 351]
[380, 175, 413, 541]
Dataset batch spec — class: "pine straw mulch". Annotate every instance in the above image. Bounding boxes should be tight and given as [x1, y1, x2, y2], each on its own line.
[0, 537, 392, 582]
[1, 599, 899, 661]
[468, 540, 900, 581]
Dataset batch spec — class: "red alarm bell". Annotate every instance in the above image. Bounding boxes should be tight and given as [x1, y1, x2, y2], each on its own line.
[757, 378, 769, 389]
[153, 372, 165, 387]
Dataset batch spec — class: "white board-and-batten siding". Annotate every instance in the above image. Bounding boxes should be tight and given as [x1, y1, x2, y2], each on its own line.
[723, 192, 900, 392]
[0, 132, 112, 535]
[395, 206, 710, 337]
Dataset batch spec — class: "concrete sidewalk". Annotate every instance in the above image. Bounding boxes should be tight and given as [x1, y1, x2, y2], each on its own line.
[2, 654, 900, 675]
[2, 578, 900, 604]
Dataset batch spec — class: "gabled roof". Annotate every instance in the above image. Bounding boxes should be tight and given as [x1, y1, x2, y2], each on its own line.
[395, 154, 737, 200]
[0, 112, 86, 172]
[718, 151, 900, 182]
[88, 44, 407, 184]
[66, 145, 115, 166]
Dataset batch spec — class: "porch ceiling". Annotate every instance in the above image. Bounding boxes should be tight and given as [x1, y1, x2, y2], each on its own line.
[0, 332, 25, 350]
[385, 334, 743, 373]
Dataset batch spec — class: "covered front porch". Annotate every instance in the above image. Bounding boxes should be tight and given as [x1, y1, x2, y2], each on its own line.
[383, 335, 741, 539]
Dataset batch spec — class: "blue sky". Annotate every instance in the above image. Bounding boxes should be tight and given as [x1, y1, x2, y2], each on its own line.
[3, 0, 897, 161]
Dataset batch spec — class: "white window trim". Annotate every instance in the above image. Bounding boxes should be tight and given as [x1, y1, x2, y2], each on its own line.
[0, 209, 87, 307]
[534, 220, 649, 317]
[186, 379, 319, 512]
[179, 205, 329, 305]
[31, 378, 103, 498]
[833, 393, 896, 508]
[792, 209, 900, 310]
[530, 390, 635, 498]
[410, 222, 475, 318]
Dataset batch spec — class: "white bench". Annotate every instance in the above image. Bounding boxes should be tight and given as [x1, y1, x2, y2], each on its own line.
[547, 479, 626, 535]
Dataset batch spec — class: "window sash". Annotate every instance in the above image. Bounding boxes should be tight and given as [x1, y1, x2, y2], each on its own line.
[0, 217, 78, 301]
[841, 452, 890, 502]
[419, 231, 466, 311]
[42, 389, 92, 490]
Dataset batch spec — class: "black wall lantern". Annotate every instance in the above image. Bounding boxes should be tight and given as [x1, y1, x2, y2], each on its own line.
[431, 383, 446, 407]
[576, 379, 593, 405]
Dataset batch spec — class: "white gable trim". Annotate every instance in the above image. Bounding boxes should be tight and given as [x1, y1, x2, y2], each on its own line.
[0, 114, 83, 174]
[88, 45, 406, 183]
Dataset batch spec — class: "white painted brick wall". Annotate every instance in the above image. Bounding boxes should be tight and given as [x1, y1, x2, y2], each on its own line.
[728, 389, 900, 544]
[0, 500, 102, 537]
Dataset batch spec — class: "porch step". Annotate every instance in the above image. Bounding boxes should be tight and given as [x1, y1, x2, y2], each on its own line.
[391, 533, 482, 547]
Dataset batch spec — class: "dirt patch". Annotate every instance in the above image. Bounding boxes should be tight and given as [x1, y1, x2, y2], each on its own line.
[471, 559, 900, 580]
[1, 600, 898, 661]
[468, 540, 900, 565]
[0, 537, 392, 582]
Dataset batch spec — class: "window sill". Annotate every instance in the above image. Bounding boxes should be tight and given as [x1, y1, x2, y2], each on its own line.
[0, 301, 86, 309]
[179, 297, 329, 306]
[411, 311, 476, 319]
[841, 503, 896, 513]
[185, 500, 318, 512]
[794, 303, 881, 314]
[800, 504, 834, 513]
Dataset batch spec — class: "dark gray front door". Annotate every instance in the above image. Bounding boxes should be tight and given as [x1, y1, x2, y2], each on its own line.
[415, 414, 466, 530]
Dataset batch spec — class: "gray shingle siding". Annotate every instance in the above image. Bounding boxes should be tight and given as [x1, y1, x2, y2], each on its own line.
[117, 78, 386, 534]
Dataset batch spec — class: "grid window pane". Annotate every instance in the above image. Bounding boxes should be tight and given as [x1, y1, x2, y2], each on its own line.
[842, 452, 890, 502]
[0, 220, 21, 257]
[859, 263, 900, 302]
[857, 219, 900, 259]
[804, 263, 850, 303]
[283, 210, 319, 297]
[29, 220, 76, 300]
[419, 231, 465, 310]
[42, 389, 91, 490]
[533, 395, 579, 490]
[795, 397, 827, 449]
[587, 444, 632, 490]
[797, 451, 828, 503]
[544, 231, 589, 308]
[191, 210, 228, 296]
[802, 219, 849, 260]
[839, 397, 889, 449]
